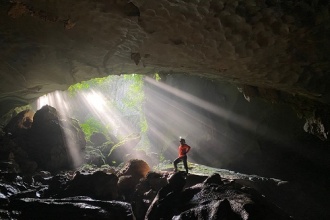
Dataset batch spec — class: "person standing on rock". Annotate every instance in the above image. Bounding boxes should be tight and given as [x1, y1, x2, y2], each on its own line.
[173, 138, 191, 174]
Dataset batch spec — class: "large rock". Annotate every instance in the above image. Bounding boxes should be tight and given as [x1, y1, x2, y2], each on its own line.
[61, 171, 119, 200]
[118, 159, 150, 179]
[27, 105, 86, 172]
[117, 159, 151, 201]
[90, 132, 108, 146]
[7, 197, 135, 220]
[145, 173, 293, 220]
[145, 171, 187, 220]
[3, 109, 34, 136]
[131, 171, 168, 220]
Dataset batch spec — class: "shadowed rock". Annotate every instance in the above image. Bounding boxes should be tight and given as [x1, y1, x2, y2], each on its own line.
[145, 171, 186, 220]
[61, 171, 118, 200]
[90, 132, 108, 146]
[145, 172, 293, 220]
[118, 159, 151, 201]
[27, 105, 86, 172]
[8, 197, 135, 220]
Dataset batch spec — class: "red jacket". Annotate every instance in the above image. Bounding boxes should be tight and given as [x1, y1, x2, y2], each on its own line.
[178, 144, 191, 157]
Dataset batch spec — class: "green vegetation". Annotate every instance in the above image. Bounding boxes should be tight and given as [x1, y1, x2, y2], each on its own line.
[154, 73, 161, 81]
[68, 81, 90, 95]
[122, 74, 145, 111]
[68, 77, 110, 96]
[68, 73, 152, 167]
[108, 133, 140, 157]
[80, 118, 107, 140]
[140, 115, 148, 133]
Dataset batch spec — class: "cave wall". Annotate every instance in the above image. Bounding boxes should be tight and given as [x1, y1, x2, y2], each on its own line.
[1, 0, 330, 122]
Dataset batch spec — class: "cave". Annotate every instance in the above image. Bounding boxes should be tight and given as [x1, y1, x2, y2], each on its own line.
[0, 1, 329, 219]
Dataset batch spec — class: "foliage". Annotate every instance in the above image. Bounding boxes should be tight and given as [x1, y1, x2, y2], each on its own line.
[154, 73, 161, 81]
[108, 133, 140, 156]
[80, 117, 107, 140]
[68, 77, 109, 96]
[122, 74, 145, 111]
[140, 115, 148, 133]
[68, 81, 90, 95]
[68, 73, 151, 166]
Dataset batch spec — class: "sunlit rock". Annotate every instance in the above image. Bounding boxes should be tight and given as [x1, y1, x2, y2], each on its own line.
[124, 149, 156, 167]
[3, 109, 34, 136]
[118, 159, 150, 179]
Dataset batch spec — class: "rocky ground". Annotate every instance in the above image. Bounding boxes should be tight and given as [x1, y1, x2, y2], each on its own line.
[0, 158, 295, 220]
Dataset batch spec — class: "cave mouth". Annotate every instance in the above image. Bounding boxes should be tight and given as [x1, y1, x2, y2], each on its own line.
[26, 73, 275, 175]
[24, 73, 252, 173]
[5, 72, 325, 180]
[4, 72, 329, 178]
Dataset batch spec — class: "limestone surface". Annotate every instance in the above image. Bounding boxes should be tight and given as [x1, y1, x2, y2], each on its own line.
[1, 0, 330, 117]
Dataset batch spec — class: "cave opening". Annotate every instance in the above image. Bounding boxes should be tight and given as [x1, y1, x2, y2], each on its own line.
[8, 72, 325, 182]
[24, 73, 270, 177]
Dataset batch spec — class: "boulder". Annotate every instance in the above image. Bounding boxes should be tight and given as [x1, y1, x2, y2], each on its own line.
[27, 105, 86, 172]
[145, 173, 293, 220]
[131, 171, 169, 220]
[90, 132, 108, 146]
[3, 109, 34, 136]
[8, 197, 135, 220]
[61, 171, 119, 200]
[118, 159, 150, 179]
[145, 171, 186, 220]
[117, 159, 151, 201]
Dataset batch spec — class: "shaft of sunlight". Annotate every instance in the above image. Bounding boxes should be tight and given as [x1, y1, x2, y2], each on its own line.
[145, 76, 256, 133]
[37, 91, 83, 167]
[84, 90, 107, 112]
[79, 89, 135, 137]
[144, 76, 273, 166]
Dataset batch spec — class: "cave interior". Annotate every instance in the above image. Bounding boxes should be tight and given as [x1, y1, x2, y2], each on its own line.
[0, 0, 329, 219]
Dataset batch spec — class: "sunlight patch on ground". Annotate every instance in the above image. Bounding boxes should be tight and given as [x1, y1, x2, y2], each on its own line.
[155, 161, 285, 184]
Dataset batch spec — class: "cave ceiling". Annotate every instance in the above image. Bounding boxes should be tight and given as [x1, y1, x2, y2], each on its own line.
[1, 0, 330, 117]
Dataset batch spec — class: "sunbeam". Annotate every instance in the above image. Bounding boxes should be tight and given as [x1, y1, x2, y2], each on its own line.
[78, 89, 135, 137]
[143, 76, 286, 168]
[34, 76, 144, 168]
[36, 91, 83, 167]
[145, 76, 257, 133]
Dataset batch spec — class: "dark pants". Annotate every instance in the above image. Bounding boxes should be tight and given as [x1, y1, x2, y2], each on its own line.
[173, 155, 188, 173]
